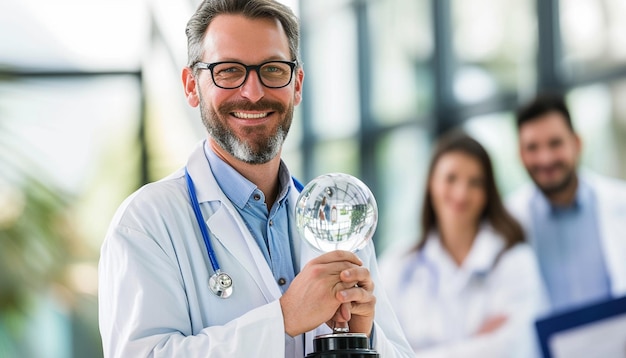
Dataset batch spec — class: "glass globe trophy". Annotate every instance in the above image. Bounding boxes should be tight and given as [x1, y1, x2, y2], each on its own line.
[295, 173, 379, 358]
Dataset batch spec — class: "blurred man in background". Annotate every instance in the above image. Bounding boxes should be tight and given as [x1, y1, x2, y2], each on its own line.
[507, 92, 626, 315]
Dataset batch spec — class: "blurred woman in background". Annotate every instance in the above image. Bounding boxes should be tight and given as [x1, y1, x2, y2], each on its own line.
[379, 131, 545, 357]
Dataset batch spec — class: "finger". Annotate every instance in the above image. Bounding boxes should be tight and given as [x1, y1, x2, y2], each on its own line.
[337, 286, 375, 305]
[327, 303, 351, 331]
[340, 267, 373, 290]
[305, 260, 362, 284]
[329, 303, 351, 322]
[340, 302, 351, 321]
[476, 315, 508, 335]
[307, 250, 363, 266]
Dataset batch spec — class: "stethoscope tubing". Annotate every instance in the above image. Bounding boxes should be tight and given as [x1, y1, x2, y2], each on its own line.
[185, 167, 221, 273]
[185, 166, 303, 299]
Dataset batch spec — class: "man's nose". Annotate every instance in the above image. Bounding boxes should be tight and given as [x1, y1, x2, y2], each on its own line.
[238, 70, 265, 103]
[535, 147, 556, 166]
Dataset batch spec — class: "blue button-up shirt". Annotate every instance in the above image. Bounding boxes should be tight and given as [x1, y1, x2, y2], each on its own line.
[530, 178, 611, 313]
[205, 144, 296, 293]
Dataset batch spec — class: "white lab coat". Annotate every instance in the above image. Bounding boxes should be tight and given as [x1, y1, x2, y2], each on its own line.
[98, 141, 413, 358]
[379, 224, 545, 358]
[506, 171, 626, 299]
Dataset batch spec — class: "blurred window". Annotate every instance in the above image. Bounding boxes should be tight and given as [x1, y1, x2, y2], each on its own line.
[560, 0, 626, 79]
[452, 0, 536, 104]
[375, 127, 431, 252]
[302, 4, 360, 139]
[369, 0, 434, 125]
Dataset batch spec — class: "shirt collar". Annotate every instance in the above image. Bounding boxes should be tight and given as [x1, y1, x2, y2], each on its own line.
[204, 142, 292, 209]
[276, 162, 292, 205]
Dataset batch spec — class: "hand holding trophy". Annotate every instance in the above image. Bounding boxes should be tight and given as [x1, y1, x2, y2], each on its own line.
[295, 173, 379, 358]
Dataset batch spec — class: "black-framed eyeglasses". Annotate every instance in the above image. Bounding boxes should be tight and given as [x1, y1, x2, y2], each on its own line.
[193, 60, 298, 89]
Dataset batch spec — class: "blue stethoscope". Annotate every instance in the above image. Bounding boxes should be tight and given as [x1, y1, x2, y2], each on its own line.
[185, 167, 304, 299]
[402, 247, 490, 297]
[185, 168, 234, 298]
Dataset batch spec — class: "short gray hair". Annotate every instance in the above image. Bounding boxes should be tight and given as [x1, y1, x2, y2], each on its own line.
[185, 0, 300, 68]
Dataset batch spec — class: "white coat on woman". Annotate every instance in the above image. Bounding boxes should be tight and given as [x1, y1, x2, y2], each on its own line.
[379, 223, 545, 358]
[98, 141, 413, 358]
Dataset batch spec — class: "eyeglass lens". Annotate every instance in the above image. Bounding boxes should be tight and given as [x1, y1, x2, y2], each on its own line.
[212, 62, 293, 89]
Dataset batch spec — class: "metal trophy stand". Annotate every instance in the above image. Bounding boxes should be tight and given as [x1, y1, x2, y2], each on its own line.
[295, 173, 380, 358]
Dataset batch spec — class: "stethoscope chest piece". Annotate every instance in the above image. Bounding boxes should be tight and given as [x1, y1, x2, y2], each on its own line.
[209, 270, 233, 298]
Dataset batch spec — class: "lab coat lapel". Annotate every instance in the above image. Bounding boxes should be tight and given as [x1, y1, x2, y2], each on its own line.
[186, 141, 282, 302]
[592, 173, 626, 295]
[428, 225, 501, 296]
[207, 205, 282, 301]
[291, 217, 320, 276]
[287, 181, 319, 272]
[463, 225, 503, 275]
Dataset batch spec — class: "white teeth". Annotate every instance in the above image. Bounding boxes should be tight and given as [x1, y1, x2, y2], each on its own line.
[233, 112, 268, 119]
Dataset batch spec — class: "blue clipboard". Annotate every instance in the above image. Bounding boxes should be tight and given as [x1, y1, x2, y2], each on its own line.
[535, 295, 626, 358]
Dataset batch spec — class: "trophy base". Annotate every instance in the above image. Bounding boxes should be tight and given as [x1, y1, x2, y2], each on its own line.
[306, 333, 379, 358]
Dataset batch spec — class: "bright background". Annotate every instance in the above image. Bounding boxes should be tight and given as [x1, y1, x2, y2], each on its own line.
[1, 0, 625, 356]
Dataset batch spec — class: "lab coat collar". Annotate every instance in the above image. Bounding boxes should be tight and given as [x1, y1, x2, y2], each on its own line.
[186, 139, 229, 204]
[423, 222, 505, 277]
[463, 223, 505, 275]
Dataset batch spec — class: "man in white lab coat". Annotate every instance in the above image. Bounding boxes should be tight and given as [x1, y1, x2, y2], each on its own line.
[507, 92, 626, 315]
[98, 0, 413, 357]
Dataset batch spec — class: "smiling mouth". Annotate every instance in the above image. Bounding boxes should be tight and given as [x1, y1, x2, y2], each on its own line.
[232, 112, 270, 119]
[534, 167, 562, 178]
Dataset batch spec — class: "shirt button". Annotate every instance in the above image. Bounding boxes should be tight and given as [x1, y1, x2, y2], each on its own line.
[278, 277, 287, 286]
[269, 220, 274, 226]
[253, 193, 261, 201]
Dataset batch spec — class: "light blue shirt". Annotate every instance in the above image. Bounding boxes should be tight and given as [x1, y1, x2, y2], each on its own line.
[205, 144, 296, 294]
[530, 178, 611, 313]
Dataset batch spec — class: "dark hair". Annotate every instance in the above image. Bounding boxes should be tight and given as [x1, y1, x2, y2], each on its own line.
[516, 92, 575, 132]
[185, 0, 300, 68]
[415, 130, 525, 255]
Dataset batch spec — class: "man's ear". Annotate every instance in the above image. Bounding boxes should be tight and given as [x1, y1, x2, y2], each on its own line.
[574, 133, 583, 156]
[182, 67, 200, 107]
[293, 67, 304, 105]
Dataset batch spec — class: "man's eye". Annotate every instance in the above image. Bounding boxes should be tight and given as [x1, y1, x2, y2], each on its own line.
[549, 139, 563, 149]
[224, 68, 242, 73]
[215, 65, 244, 76]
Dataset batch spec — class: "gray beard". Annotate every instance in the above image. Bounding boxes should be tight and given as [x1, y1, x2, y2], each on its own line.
[198, 95, 292, 164]
[217, 124, 286, 164]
